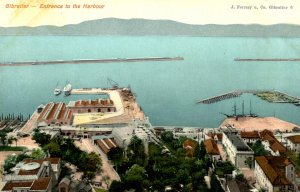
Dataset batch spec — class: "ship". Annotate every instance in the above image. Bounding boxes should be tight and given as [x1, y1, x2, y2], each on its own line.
[54, 82, 61, 96]
[63, 82, 72, 96]
[220, 100, 258, 119]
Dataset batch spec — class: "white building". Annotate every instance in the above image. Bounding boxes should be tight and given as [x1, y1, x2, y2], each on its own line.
[222, 131, 254, 168]
[286, 135, 300, 152]
[240, 131, 260, 144]
[255, 156, 295, 192]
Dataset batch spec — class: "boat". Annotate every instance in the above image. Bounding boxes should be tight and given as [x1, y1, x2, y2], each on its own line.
[54, 82, 61, 96]
[63, 82, 72, 96]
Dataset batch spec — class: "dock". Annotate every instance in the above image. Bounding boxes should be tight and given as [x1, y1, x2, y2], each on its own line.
[0, 56, 184, 67]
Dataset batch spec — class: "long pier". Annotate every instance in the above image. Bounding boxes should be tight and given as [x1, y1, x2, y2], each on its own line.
[0, 56, 184, 67]
[235, 58, 300, 62]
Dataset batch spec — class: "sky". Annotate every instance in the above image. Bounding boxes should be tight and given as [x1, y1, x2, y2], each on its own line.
[0, 0, 300, 27]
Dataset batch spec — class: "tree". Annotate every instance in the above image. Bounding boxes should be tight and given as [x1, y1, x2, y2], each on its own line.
[43, 140, 61, 157]
[161, 131, 174, 143]
[245, 157, 253, 169]
[32, 129, 51, 146]
[0, 131, 7, 145]
[127, 136, 146, 166]
[3, 154, 17, 173]
[82, 152, 102, 180]
[123, 164, 147, 190]
[251, 140, 270, 156]
[109, 180, 123, 192]
[210, 174, 224, 192]
[30, 148, 46, 159]
[107, 147, 123, 171]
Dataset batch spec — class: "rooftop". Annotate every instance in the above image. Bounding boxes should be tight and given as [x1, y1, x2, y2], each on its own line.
[224, 132, 252, 151]
[30, 177, 51, 191]
[240, 131, 260, 139]
[255, 156, 293, 186]
[203, 139, 220, 155]
[287, 135, 300, 144]
[2, 181, 33, 191]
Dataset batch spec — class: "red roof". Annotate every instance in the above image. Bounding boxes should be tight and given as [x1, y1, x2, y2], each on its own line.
[207, 133, 223, 141]
[204, 139, 220, 155]
[2, 181, 33, 191]
[30, 177, 51, 191]
[96, 138, 118, 154]
[240, 131, 260, 139]
[255, 156, 293, 186]
[74, 99, 114, 107]
[287, 135, 300, 144]
[45, 157, 61, 164]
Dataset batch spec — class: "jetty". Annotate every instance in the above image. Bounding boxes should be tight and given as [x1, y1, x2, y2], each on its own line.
[0, 57, 184, 67]
[197, 91, 243, 104]
[197, 89, 300, 105]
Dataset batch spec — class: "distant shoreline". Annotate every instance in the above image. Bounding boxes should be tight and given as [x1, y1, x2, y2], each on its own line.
[0, 57, 184, 67]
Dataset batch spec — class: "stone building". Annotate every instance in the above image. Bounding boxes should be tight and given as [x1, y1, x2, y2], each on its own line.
[222, 130, 254, 168]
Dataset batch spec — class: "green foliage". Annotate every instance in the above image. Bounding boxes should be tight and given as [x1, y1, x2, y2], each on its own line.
[30, 148, 46, 159]
[235, 174, 246, 182]
[43, 139, 61, 157]
[161, 131, 174, 143]
[107, 147, 123, 169]
[127, 136, 146, 166]
[0, 146, 25, 151]
[244, 157, 253, 169]
[3, 155, 17, 173]
[210, 174, 224, 192]
[110, 137, 211, 191]
[251, 140, 270, 156]
[123, 164, 147, 191]
[33, 134, 102, 180]
[80, 152, 102, 180]
[215, 161, 235, 177]
[109, 181, 123, 192]
[0, 131, 7, 145]
[32, 129, 51, 146]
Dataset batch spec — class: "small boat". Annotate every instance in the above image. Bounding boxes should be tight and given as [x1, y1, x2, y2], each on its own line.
[54, 82, 61, 96]
[63, 81, 72, 96]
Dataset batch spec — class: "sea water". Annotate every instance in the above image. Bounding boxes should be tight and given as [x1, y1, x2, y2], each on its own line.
[0, 36, 300, 127]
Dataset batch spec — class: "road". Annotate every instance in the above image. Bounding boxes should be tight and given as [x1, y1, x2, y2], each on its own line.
[74, 139, 120, 189]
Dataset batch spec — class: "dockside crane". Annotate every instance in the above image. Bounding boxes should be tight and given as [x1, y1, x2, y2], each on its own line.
[107, 78, 119, 89]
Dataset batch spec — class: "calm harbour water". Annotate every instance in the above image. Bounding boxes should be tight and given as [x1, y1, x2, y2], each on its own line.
[0, 36, 300, 127]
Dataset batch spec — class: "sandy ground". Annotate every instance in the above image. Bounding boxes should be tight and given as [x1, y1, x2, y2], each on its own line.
[74, 139, 120, 189]
[220, 117, 299, 132]
[0, 151, 22, 178]
[12, 136, 39, 150]
[240, 168, 255, 184]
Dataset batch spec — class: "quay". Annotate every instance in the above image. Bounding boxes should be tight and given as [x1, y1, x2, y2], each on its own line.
[0, 56, 184, 67]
